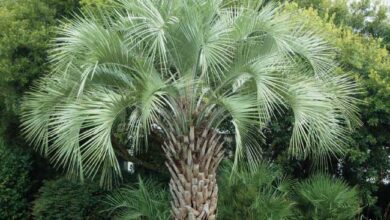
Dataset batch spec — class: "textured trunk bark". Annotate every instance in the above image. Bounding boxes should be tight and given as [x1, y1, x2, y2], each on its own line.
[163, 126, 224, 220]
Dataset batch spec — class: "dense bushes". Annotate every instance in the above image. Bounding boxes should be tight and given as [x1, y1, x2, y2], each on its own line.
[102, 163, 362, 220]
[0, 140, 31, 220]
[46, 161, 360, 220]
[105, 164, 362, 220]
[32, 178, 107, 220]
[105, 177, 170, 220]
[217, 163, 361, 220]
[295, 174, 361, 220]
[218, 163, 296, 220]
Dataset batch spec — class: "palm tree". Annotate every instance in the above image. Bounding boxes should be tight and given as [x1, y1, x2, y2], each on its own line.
[21, 0, 360, 219]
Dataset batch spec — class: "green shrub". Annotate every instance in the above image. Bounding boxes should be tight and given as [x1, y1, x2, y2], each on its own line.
[32, 177, 108, 220]
[0, 140, 30, 220]
[218, 162, 296, 220]
[295, 174, 361, 220]
[104, 177, 170, 220]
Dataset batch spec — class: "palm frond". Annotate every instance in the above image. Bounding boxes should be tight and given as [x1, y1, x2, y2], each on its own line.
[76, 89, 131, 186]
[210, 93, 263, 171]
[104, 176, 170, 220]
[22, 78, 132, 186]
[127, 72, 174, 153]
[285, 76, 351, 165]
[288, 28, 337, 77]
[21, 76, 78, 155]
[218, 161, 296, 220]
[117, 0, 172, 70]
[295, 174, 361, 219]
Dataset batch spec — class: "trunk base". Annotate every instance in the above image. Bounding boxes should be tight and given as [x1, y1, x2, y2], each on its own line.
[163, 126, 224, 220]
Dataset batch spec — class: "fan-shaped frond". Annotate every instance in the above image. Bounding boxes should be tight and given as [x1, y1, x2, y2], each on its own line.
[285, 76, 355, 166]
[117, 0, 172, 69]
[104, 177, 170, 220]
[210, 93, 263, 171]
[295, 174, 361, 219]
[21, 77, 78, 155]
[23, 78, 132, 186]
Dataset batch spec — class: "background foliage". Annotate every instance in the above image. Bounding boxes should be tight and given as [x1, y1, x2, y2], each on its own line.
[295, 174, 361, 220]
[0, 0, 79, 141]
[218, 162, 296, 220]
[32, 177, 107, 220]
[0, 140, 30, 220]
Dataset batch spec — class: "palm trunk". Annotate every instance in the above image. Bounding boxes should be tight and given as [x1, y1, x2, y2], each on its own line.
[163, 126, 224, 220]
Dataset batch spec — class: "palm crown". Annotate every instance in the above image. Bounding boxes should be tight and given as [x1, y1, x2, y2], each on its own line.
[21, 1, 359, 217]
